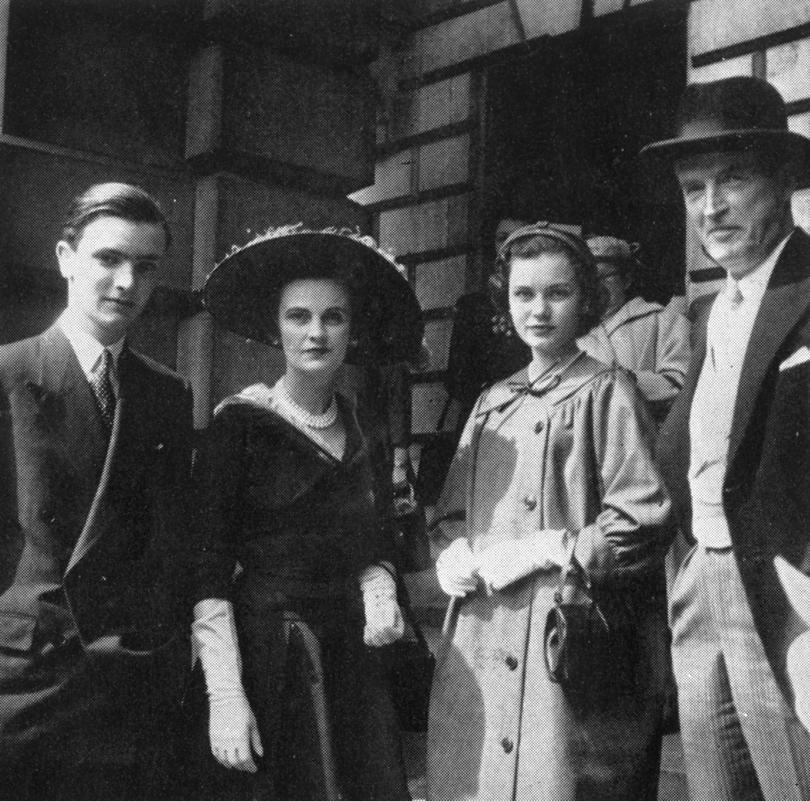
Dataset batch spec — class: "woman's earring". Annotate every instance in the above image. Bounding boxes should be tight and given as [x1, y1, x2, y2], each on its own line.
[269, 335, 280, 347]
[349, 337, 359, 347]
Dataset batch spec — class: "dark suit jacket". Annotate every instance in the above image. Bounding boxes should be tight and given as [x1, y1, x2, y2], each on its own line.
[0, 323, 193, 765]
[658, 228, 810, 707]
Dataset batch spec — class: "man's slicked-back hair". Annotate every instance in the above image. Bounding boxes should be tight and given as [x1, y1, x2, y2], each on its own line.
[61, 182, 172, 250]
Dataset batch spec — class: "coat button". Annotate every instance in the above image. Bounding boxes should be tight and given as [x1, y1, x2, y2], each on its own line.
[501, 737, 514, 753]
[534, 420, 544, 433]
[505, 654, 518, 670]
[523, 495, 537, 511]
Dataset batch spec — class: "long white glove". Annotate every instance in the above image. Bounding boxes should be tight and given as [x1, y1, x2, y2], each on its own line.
[192, 599, 264, 773]
[435, 537, 479, 597]
[360, 564, 405, 647]
[477, 530, 568, 592]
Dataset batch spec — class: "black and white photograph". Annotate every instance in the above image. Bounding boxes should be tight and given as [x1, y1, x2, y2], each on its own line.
[1, 2, 810, 799]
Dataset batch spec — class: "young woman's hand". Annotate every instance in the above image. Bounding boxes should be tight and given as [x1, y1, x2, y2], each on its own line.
[477, 531, 567, 592]
[436, 538, 479, 597]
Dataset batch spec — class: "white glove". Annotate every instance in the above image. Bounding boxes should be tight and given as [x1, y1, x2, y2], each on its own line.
[787, 632, 810, 732]
[192, 599, 264, 773]
[477, 530, 568, 592]
[360, 564, 405, 647]
[435, 538, 479, 597]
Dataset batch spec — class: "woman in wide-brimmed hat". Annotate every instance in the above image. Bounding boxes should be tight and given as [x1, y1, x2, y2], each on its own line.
[190, 226, 421, 800]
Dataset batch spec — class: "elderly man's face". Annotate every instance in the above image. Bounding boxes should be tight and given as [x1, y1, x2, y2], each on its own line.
[674, 150, 793, 279]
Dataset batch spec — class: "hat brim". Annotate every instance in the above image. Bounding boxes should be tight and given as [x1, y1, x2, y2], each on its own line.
[203, 232, 424, 366]
[640, 129, 810, 174]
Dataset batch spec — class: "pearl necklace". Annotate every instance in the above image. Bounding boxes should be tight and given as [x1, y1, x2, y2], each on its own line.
[277, 380, 338, 429]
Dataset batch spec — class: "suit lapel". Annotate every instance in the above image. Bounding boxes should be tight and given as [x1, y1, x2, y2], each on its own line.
[727, 230, 810, 471]
[36, 325, 108, 482]
[65, 346, 151, 575]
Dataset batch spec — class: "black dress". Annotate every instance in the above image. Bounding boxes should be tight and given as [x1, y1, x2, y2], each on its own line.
[192, 386, 409, 801]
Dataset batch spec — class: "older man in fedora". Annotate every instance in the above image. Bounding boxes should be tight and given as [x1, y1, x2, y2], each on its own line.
[644, 77, 810, 799]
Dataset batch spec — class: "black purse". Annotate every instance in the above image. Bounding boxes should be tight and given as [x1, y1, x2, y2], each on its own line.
[392, 481, 430, 573]
[544, 535, 610, 698]
[383, 578, 435, 732]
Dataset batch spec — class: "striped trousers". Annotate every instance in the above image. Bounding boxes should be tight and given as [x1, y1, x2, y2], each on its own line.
[670, 545, 810, 801]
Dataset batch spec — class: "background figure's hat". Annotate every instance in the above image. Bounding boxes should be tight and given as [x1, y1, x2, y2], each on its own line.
[203, 226, 424, 366]
[586, 236, 641, 269]
[641, 77, 810, 174]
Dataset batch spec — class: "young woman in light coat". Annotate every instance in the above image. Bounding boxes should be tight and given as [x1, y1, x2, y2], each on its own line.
[427, 223, 673, 801]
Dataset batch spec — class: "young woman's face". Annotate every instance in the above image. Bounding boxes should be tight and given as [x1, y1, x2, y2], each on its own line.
[278, 278, 352, 379]
[509, 253, 582, 361]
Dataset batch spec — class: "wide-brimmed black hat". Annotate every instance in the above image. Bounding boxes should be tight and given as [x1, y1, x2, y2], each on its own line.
[641, 77, 810, 172]
[203, 226, 423, 366]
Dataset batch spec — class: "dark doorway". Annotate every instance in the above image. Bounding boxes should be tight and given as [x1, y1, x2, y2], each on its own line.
[482, 5, 688, 302]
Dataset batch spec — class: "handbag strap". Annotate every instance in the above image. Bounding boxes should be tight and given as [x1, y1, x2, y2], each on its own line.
[553, 532, 609, 630]
[396, 573, 430, 651]
[553, 531, 581, 605]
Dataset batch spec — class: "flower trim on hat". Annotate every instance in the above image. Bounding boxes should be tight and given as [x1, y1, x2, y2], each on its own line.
[216, 222, 408, 280]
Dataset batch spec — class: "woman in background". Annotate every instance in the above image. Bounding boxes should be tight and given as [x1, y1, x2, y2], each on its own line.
[577, 235, 690, 424]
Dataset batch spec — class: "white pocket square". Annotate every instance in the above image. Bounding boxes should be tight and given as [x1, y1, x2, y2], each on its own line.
[775, 555, 810, 624]
[779, 345, 810, 371]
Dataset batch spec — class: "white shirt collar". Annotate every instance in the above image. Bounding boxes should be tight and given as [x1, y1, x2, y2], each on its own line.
[58, 310, 125, 380]
[725, 232, 792, 304]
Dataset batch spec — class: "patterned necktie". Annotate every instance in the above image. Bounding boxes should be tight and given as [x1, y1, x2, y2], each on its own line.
[90, 349, 115, 430]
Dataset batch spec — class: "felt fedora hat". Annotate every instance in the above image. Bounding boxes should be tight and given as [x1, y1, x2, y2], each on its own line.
[641, 76, 810, 170]
[203, 225, 423, 366]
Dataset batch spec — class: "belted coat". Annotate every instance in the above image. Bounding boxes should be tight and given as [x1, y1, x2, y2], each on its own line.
[427, 353, 672, 801]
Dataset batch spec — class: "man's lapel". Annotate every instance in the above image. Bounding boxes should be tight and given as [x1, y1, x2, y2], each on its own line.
[64, 345, 149, 575]
[727, 229, 810, 470]
[37, 325, 108, 482]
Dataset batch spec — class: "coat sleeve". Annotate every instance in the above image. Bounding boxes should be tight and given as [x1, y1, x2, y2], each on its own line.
[574, 372, 674, 586]
[635, 308, 690, 404]
[192, 405, 250, 602]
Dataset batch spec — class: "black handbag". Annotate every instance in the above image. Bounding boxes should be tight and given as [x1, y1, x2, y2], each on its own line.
[383, 579, 435, 732]
[392, 481, 430, 573]
[544, 536, 610, 698]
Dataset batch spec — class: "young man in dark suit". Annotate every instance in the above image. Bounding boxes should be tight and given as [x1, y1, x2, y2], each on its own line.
[646, 78, 810, 800]
[0, 183, 193, 800]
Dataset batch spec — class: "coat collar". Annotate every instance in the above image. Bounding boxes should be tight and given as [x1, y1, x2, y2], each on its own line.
[218, 382, 365, 468]
[476, 350, 611, 417]
[601, 296, 665, 335]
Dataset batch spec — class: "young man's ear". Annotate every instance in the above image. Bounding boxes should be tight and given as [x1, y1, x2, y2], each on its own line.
[55, 240, 75, 280]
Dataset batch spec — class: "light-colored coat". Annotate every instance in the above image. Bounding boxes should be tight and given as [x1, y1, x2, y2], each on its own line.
[427, 353, 672, 801]
[578, 296, 690, 419]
